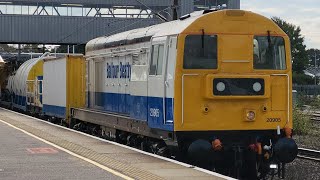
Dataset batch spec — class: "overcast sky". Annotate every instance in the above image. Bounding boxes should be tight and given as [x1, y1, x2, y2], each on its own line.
[241, 0, 320, 49]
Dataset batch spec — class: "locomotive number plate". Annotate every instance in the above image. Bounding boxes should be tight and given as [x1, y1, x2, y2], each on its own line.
[266, 118, 281, 122]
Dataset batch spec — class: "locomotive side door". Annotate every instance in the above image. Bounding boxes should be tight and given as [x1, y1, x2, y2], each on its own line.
[164, 36, 177, 125]
[147, 36, 167, 129]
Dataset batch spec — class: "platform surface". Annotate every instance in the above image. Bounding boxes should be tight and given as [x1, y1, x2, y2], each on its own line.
[0, 113, 122, 180]
[0, 108, 232, 180]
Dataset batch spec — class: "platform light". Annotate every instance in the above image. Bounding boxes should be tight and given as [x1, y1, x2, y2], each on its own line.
[195, 6, 210, 9]
[0, 2, 12, 4]
[61, 3, 83, 7]
[113, 6, 135, 8]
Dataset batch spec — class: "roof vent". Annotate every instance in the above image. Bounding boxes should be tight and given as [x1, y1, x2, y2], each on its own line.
[179, 14, 191, 20]
[203, 9, 218, 14]
[203, 4, 227, 14]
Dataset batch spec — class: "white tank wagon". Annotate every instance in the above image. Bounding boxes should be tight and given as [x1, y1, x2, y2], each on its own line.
[6, 53, 54, 112]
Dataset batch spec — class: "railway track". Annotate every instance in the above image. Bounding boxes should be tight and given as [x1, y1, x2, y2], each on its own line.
[310, 112, 320, 122]
[297, 147, 320, 162]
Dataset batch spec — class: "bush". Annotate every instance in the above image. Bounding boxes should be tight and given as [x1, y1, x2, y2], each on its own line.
[293, 106, 311, 135]
[296, 92, 309, 108]
[295, 92, 320, 109]
[309, 97, 320, 108]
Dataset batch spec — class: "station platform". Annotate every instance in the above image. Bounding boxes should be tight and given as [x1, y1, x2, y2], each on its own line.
[0, 108, 232, 180]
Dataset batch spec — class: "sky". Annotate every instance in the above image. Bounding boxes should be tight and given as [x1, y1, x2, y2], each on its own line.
[241, 0, 320, 49]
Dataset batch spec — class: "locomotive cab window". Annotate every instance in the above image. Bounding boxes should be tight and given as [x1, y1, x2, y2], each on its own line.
[183, 35, 217, 69]
[149, 44, 164, 75]
[253, 36, 286, 70]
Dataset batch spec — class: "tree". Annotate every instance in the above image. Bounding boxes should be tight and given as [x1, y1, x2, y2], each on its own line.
[54, 44, 85, 54]
[23, 44, 49, 53]
[292, 72, 314, 85]
[272, 17, 309, 74]
[0, 44, 16, 53]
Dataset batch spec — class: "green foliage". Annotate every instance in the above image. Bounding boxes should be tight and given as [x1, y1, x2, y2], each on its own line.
[54, 45, 85, 54]
[292, 72, 314, 85]
[295, 92, 308, 108]
[0, 44, 16, 53]
[272, 17, 309, 74]
[23, 44, 48, 53]
[292, 106, 311, 135]
[296, 92, 320, 108]
[309, 98, 320, 108]
[0, 44, 50, 54]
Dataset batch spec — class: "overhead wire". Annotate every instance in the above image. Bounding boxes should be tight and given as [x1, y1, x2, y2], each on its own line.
[134, 0, 168, 22]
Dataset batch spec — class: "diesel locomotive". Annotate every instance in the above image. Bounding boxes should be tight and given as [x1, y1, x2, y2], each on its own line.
[1, 9, 298, 179]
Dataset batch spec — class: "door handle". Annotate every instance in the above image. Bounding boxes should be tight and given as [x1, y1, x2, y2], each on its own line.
[165, 81, 169, 87]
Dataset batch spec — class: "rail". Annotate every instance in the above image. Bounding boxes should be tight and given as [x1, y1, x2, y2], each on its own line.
[297, 147, 320, 162]
[310, 112, 320, 122]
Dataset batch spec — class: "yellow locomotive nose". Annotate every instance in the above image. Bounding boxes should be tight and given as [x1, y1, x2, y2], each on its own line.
[172, 9, 294, 179]
[180, 71, 289, 131]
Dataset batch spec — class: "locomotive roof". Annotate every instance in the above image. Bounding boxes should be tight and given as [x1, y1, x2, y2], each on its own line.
[86, 9, 286, 53]
[86, 10, 204, 53]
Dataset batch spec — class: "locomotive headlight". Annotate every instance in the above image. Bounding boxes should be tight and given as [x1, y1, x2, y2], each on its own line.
[253, 82, 262, 92]
[246, 111, 256, 121]
[270, 164, 278, 169]
[216, 82, 226, 92]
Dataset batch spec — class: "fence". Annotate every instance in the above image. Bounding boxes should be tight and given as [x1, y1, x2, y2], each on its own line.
[293, 85, 320, 96]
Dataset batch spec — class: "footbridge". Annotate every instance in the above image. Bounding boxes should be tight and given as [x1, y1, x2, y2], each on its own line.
[0, 0, 239, 45]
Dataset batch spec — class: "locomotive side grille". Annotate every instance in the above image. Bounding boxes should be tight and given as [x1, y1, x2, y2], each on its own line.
[213, 78, 265, 96]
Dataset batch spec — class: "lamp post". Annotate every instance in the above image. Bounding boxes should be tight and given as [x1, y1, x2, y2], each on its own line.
[315, 52, 318, 85]
[315, 51, 317, 67]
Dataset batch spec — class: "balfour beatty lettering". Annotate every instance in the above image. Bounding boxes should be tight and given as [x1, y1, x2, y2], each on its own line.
[106, 62, 131, 79]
